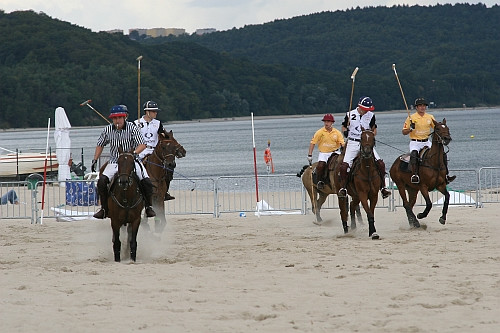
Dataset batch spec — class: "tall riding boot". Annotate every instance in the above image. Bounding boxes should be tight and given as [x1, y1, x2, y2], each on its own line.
[164, 169, 175, 201]
[376, 159, 391, 199]
[315, 161, 327, 190]
[443, 153, 456, 184]
[338, 162, 349, 197]
[141, 178, 157, 217]
[93, 175, 109, 219]
[410, 150, 420, 184]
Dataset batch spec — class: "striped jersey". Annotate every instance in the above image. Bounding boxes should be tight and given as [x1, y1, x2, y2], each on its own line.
[96, 122, 146, 163]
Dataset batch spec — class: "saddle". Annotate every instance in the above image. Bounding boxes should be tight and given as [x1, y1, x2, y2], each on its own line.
[398, 148, 429, 173]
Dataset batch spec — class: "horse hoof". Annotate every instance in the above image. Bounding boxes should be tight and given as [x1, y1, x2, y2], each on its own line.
[343, 226, 349, 234]
[370, 233, 380, 240]
[413, 221, 421, 228]
[439, 217, 446, 225]
[417, 213, 426, 219]
[312, 220, 322, 226]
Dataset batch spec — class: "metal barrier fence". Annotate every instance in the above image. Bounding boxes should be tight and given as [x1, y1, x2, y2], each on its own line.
[0, 167, 498, 223]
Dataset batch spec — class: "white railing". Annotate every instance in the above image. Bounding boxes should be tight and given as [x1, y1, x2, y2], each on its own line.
[1, 167, 497, 223]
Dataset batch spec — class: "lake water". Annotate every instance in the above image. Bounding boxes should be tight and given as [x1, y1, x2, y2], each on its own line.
[1, 108, 499, 188]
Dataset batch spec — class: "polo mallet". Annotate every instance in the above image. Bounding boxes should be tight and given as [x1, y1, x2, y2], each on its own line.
[347, 67, 359, 128]
[392, 64, 410, 118]
[80, 99, 111, 124]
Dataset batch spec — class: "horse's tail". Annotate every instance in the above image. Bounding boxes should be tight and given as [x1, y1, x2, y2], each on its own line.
[296, 165, 309, 177]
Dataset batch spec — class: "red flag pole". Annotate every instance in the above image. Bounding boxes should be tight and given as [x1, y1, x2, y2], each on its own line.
[40, 118, 51, 225]
[251, 113, 259, 204]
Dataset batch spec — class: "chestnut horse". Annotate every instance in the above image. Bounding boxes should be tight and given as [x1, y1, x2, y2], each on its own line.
[389, 118, 452, 228]
[335, 129, 380, 239]
[108, 148, 144, 262]
[300, 153, 345, 228]
[143, 130, 186, 232]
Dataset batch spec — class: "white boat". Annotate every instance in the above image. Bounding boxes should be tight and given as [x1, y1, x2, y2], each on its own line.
[0, 152, 59, 179]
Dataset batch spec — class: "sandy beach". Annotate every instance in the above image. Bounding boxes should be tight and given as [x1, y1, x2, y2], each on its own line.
[1, 203, 499, 332]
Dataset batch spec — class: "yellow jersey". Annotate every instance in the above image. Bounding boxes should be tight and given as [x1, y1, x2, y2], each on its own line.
[403, 112, 435, 140]
[310, 127, 345, 153]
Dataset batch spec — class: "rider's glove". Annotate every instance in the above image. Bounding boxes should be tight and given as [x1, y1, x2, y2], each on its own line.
[343, 130, 349, 138]
[409, 121, 415, 130]
[307, 155, 313, 164]
[91, 159, 97, 173]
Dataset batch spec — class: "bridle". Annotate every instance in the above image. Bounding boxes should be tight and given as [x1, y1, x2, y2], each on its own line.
[360, 130, 375, 160]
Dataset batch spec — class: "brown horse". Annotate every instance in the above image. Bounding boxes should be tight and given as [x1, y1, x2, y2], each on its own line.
[335, 129, 380, 239]
[143, 130, 186, 232]
[389, 118, 452, 228]
[108, 148, 144, 262]
[300, 153, 345, 228]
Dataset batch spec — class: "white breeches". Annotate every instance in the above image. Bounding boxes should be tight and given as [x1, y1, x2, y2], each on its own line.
[409, 140, 432, 152]
[343, 140, 380, 168]
[102, 161, 149, 180]
[318, 148, 341, 162]
[138, 147, 154, 160]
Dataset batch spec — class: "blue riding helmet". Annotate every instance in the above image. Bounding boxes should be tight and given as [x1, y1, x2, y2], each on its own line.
[358, 96, 375, 111]
[109, 105, 128, 118]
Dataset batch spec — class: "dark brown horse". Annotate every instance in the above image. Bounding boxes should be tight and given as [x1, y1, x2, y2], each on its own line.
[335, 129, 380, 239]
[389, 118, 452, 228]
[108, 148, 144, 262]
[143, 130, 186, 232]
[300, 153, 343, 227]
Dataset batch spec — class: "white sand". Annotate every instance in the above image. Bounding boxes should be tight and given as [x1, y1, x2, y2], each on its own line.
[1, 205, 499, 332]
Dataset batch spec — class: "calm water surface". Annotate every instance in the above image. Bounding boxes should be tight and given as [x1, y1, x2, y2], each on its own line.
[1, 108, 498, 189]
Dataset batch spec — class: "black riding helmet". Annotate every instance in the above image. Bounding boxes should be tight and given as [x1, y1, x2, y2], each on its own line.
[143, 100, 160, 112]
[414, 98, 429, 107]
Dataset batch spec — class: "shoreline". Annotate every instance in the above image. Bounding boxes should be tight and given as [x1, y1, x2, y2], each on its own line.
[1, 106, 498, 132]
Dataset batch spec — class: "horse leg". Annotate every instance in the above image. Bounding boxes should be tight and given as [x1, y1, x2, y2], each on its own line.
[438, 186, 450, 225]
[313, 193, 328, 225]
[368, 196, 379, 239]
[338, 196, 349, 233]
[112, 226, 121, 262]
[399, 186, 419, 228]
[128, 221, 139, 262]
[349, 197, 360, 230]
[416, 187, 432, 220]
[153, 194, 167, 233]
[355, 205, 363, 224]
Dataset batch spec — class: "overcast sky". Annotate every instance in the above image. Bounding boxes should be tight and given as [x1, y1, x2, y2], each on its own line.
[2, 1, 498, 34]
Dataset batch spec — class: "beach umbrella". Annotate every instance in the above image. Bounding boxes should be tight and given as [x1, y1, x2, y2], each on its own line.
[54, 107, 71, 184]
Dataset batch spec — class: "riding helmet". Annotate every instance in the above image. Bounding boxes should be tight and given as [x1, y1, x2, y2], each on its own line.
[414, 98, 429, 106]
[358, 96, 375, 111]
[322, 113, 335, 122]
[109, 104, 129, 118]
[143, 100, 160, 112]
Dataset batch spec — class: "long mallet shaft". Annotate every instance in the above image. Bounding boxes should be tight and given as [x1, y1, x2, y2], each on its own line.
[347, 67, 359, 128]
[80, 99, 111, 124]
[392, 64, 410, 117]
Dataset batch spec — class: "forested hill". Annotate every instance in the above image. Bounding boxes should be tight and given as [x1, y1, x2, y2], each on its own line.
[0, 10, 343, 128]
[1, 4, 499, 129]
[149, 3, 500, 105]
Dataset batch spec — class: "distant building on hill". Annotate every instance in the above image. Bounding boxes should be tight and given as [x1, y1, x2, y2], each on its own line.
[105, 29, 124, 34]
[195, 28, 217, 35]
[128, 27, 186, 38]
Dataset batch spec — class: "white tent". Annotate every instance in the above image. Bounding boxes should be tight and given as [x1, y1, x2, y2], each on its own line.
[54, 107, 71, 184]
[255, 200, 301, 216]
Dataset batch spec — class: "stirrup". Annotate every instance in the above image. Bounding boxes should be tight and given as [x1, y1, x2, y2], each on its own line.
[411, 175, 420, 184]
[338, 188, 347, 198]
[93, 208, 107, 219]
[145, 206, 156, 217]
[446, 175, 456, 184]
[381, 187, 391, 199]
[317, 181, 325, 190]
